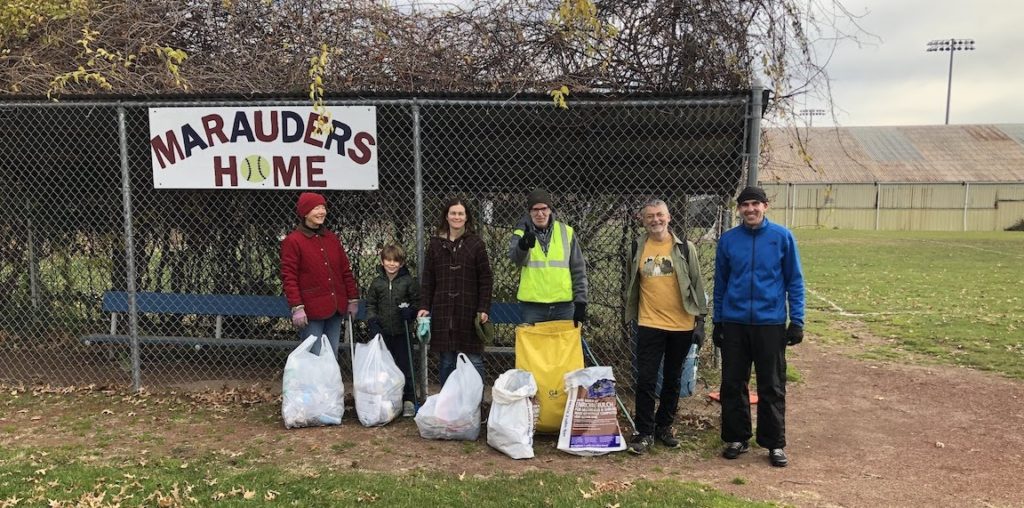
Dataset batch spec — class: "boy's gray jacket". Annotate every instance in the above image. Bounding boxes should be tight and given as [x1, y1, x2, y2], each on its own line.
[624, 232, 708, 323]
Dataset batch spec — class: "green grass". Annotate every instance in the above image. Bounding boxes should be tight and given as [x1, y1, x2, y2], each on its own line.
[784, 365, 802, 383]
[797, 230, 1024, 377]
[0, 447, 769, 508]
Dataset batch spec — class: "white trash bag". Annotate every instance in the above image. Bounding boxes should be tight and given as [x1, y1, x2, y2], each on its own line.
[282, 334, 344, 428]
[557, 366, 627, 456]
[354, 334, 405, 427]
[415, 353, 483, 440]
[487, 369, 539, 459]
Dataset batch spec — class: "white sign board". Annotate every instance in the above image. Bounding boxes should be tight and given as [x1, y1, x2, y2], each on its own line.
[149, 106, 378, 189]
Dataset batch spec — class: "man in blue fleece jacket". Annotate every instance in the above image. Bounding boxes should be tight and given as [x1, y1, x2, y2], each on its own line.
[713, 186, 805, 468]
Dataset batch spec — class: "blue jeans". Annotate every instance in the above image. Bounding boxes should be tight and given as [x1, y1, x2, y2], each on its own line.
[300, 313, 343, 357]
[438, 351, 485, 387]
[520, 301, 573, 324]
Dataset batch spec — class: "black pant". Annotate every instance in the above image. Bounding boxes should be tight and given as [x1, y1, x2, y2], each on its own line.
[633, 326, 693, 436]
[719, 323, 788, 449]
[382, 332, 415, 402]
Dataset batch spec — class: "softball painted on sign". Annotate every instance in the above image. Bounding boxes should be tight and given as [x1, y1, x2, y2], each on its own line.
[241, 154, 270, 183]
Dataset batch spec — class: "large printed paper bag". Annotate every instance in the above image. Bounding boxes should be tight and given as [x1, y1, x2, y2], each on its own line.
[556, 366, 627, 456]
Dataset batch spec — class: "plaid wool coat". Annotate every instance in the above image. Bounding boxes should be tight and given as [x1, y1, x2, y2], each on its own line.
[419, 233, 493, 353]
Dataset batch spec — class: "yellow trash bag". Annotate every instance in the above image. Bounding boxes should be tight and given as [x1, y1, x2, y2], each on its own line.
[515, 320, 584, 433]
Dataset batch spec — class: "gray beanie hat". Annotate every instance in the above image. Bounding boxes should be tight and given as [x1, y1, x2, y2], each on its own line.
[526, 189, 553, 209]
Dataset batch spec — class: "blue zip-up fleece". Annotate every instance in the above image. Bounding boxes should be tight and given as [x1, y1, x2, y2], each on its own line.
[713, 217, 805, 327]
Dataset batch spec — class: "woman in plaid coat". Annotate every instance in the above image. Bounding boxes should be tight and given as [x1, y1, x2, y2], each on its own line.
[417, 197, 493, 386]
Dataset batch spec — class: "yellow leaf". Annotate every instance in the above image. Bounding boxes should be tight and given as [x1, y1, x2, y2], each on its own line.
[243, 489, 256, 499]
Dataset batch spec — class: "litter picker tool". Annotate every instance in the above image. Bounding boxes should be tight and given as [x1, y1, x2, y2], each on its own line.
[403, 319, 420, 412]
[346, 316, 356, 387]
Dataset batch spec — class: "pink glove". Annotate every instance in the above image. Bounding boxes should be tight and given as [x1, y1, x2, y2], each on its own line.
[291, 307, 308, 328]
[347, 300, 359, 318]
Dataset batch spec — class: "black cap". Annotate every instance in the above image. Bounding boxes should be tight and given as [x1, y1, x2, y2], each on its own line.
[736, 186, 768, 204]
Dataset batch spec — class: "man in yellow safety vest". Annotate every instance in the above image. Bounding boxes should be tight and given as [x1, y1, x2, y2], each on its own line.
[509, 189, 589, 325]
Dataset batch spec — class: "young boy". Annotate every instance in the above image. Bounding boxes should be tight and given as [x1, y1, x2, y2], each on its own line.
[365, 244, 421, 417]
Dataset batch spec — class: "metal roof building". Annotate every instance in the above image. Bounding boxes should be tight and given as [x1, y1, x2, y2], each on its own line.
[756, 125, 1024, 231]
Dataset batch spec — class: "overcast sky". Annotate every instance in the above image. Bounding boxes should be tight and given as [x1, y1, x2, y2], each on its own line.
[804, 0, 1023, 127]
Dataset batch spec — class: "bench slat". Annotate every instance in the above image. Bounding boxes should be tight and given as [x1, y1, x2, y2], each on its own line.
[102, 292, 292, 317]
[102, 291, 369, 320]
[81, 334, 303, 349]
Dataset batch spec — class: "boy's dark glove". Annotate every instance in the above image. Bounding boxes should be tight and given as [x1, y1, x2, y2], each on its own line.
[692, 316, 706, 349]
[367, 317, 383, 338]
[712, 323, 724, 348]
[786, 324, 804, 346]
[573, 302, 587, 328]
[399, 306, 416, 322]
[518, 230, 536, 250]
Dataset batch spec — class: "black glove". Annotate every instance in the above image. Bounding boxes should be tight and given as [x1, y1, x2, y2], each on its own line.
[786, 323, 804, 346]
[399, 306, 416, 322]
[692, 316, 706, 349]
[712, 323, 724, 348]
[367, 317, 383, 338]
[518, 230, 536, 250]
[573, 302, 587, 328]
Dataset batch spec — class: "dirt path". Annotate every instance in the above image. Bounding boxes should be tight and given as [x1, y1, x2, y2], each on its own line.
[694, 342, 1024, 507]
[5, 337, 1024, 507]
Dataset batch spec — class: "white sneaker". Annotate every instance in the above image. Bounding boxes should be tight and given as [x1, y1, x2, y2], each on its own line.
[403, 401, 415, 417]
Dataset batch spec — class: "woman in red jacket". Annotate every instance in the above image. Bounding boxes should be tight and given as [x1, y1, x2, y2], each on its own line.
[280, 192, 359, 356]
[417, 197, 493, 385]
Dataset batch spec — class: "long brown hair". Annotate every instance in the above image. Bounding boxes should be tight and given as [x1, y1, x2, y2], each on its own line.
[434, 197, 477, 236]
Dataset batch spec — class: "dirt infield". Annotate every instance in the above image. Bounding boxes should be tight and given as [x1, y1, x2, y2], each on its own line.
[694, 341, 1024, 507]
[3, 337, 1023, 507]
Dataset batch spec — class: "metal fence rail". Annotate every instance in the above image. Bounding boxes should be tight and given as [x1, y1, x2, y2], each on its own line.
[0, 94, 759, 400]
[762, 182, 1024, 231]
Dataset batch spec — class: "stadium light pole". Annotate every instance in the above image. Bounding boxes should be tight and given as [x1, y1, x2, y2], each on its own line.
[926, 38, 975, 125]
[799, 108, 825, 127]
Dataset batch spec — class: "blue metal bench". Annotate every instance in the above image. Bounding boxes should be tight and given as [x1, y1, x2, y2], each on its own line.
[80, 291, 366, 350]
[484, 302, 523, 354]
[81, 291, 521, 352]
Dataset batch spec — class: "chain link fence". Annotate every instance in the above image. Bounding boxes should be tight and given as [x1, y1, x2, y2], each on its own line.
[0, 94, 760, 402]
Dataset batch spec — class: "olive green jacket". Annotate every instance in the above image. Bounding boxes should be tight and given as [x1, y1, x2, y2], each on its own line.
[624, 232, 708, 324]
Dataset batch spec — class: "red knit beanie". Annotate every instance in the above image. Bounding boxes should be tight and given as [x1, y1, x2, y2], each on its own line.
[296, 192, 326, 218]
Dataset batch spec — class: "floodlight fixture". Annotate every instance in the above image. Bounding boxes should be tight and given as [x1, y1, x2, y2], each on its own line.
[926, 38, 976, 125]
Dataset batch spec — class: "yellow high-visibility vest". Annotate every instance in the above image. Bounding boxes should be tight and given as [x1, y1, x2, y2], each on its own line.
[514, 222, 574, 303]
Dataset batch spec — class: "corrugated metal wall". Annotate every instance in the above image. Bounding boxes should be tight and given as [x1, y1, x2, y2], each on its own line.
[760, 182, 1024, 231]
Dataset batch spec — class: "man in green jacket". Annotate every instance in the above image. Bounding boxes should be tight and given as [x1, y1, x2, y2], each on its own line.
[624, 199, 708, 454]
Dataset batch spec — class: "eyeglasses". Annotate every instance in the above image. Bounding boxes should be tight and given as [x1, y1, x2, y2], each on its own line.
[529, 206, 550, 213]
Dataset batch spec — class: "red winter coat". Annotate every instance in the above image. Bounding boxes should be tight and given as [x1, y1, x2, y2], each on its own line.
[280, 224, 359, 320]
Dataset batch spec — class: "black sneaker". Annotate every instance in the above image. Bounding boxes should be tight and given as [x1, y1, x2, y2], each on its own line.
[722, 441, 750, 459]
[769, 448, 789, 467]
[655, 427, 680, 448]
[628, 435, 655, 455]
